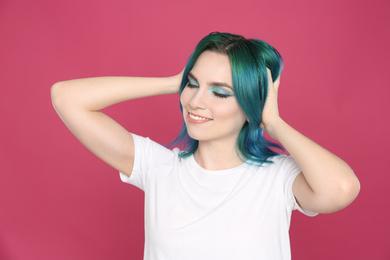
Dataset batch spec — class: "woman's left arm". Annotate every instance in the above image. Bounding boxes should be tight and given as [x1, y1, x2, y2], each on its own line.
[262, 69, 360, 214]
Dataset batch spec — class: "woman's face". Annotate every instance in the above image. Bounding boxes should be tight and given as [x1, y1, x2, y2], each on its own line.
[180, 51, 247, 146]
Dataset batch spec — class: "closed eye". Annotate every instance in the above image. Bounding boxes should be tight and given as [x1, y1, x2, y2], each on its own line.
[213, 92, 230, 98]
[210, 86, 234, 99]
[186, 82, 199, 88]
[186, 77, 199, 89]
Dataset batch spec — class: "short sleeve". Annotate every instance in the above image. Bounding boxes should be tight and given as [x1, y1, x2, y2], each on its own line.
[119, 133, 174, 191]
[282, 156, 318, 217]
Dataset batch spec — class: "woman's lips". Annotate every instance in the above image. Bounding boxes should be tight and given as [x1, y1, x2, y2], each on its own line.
[187, 112, 212, 123]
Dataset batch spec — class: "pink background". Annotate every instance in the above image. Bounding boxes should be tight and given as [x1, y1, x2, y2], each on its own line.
[1, 0, 389, 259]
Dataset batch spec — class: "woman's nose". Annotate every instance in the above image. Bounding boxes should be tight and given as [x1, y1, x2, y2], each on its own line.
[188, 88, 207, 110]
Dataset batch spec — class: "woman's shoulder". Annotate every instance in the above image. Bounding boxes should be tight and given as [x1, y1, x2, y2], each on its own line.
[269, 154, 294, 164]
[271, 154, 299, 169]
[131, 133, 183, 161]
[247, 154, 293, 167]
[247, 154, 299, 175]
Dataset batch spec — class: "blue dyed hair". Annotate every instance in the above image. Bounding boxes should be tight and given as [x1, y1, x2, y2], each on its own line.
[170, 32, 284, 165]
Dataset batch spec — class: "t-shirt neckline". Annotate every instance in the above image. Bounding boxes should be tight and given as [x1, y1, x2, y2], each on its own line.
[188, 155, 249, 175]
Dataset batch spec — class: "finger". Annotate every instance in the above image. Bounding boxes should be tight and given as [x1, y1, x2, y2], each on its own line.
[266, 68, 281, 92]
[266, 68, 273, 87]
[273, 76, 281, 91]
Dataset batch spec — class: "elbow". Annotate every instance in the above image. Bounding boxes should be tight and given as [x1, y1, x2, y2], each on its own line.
[329, 166, 361, 213]
[340, 176, 360, 207]
[322, 176, 361, 214]
[299, 168, 360, 214]
[51, 82, 62, 108]
[51, 81, 69, 110]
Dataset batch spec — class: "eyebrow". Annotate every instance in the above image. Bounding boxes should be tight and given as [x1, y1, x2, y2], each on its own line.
[188, 72, 234, 91]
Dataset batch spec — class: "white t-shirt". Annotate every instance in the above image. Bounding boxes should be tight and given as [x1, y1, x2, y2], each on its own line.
[120, 134, 317, 260]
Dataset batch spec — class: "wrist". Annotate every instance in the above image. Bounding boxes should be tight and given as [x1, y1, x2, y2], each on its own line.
[263, 117, 285, 141]
[167, 74, 183, 95]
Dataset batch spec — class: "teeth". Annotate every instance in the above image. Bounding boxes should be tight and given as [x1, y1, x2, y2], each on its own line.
[189, 112, 211, 120]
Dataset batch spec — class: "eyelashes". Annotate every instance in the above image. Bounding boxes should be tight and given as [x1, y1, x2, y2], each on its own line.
[187, 77, 199, 87]
[186, 78, 233, 99]
[213, 92, 230, 99]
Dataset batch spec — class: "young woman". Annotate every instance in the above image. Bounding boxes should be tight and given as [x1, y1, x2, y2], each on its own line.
[51, 32, 360, 259]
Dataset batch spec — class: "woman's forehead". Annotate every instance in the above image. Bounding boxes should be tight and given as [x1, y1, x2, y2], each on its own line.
[190, 51, 233, 86]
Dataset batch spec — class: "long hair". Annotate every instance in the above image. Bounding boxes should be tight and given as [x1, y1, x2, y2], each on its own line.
[169, 32, 284, 165]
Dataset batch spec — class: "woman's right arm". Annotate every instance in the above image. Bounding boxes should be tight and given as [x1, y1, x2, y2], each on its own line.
[51, 75, 182, 177]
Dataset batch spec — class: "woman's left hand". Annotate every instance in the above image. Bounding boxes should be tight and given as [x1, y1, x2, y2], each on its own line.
[260, 68, 281, 140]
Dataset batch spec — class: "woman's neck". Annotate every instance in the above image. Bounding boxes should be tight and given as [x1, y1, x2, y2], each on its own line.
[194, 141, 245, 171]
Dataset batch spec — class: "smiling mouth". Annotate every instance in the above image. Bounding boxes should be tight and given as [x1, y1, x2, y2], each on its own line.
[188, 112, 212, 121]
